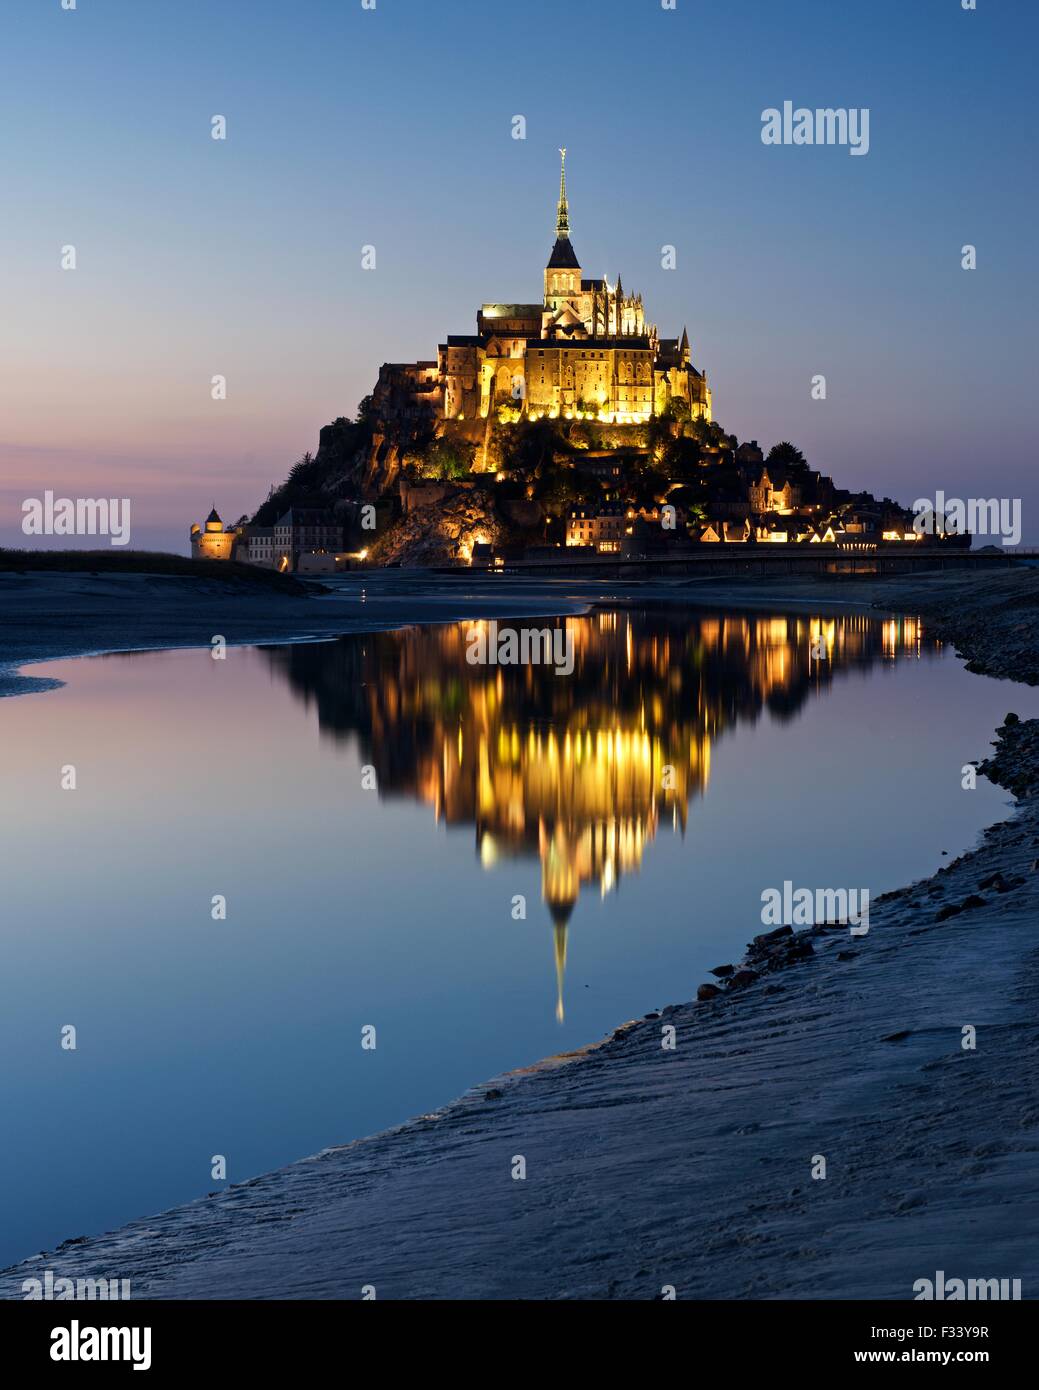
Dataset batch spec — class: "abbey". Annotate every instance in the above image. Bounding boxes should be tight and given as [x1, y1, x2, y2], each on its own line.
[377, 151, 711, 427]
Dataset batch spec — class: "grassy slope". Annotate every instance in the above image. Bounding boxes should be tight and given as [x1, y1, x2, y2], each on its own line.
[0, 549, 313, 593]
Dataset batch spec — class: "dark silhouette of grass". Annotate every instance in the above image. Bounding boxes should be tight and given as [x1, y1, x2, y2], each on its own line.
[0, 549, 313, 593]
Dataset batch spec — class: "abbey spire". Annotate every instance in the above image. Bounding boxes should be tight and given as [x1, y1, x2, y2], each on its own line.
[556, 147, 570, 238]
[546, 150, 580, 277]
[545, 147, 582, 311]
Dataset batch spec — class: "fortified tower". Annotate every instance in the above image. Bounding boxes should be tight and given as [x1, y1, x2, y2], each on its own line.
[190, 507, 238, 561]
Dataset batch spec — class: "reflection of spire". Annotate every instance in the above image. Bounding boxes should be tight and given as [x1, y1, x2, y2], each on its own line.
[549, 902, 573, 1023]
[264, 614, 934, 1026]
[553, 922, 570, 1023]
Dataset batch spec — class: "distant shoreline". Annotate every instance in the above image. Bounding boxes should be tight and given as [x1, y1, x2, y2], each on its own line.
[2, 565, 1038, 1297]
[0, 566, 917, 698]
[3, 564, 1034, 692]
[0, 569, 592, 698]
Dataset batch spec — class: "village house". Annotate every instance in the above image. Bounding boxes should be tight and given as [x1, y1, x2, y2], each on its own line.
[273, 508, 342, 572]
[565, 504, 627, 552]
[754, 514, 808, 543]
[624, 514, 693, 557]
[698, 517, 752, 543]
[243, 526, 276, 567]
[565, 502, 677, 553]
[735, 439, 764, 467]
[748, 466, 803, 515]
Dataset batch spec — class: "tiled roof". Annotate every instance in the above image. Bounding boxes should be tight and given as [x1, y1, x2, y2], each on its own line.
[547, 237, 581, 269]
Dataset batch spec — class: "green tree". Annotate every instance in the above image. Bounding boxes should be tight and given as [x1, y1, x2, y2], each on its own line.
[662, 434, 702, 476]
[767, 441, 807, 469]
[538, 460, 582, 511]
[502, 418, 568, 489]
[420, 437, 475, 481]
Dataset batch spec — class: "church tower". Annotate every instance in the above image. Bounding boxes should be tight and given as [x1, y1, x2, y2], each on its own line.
[544, 148, 581, 310]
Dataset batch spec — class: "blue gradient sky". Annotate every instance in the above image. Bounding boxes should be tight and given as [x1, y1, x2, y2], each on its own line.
[1, 0, 1035, 552]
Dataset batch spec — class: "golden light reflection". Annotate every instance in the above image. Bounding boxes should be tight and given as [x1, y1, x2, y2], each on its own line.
[265, 609, 930, 1022]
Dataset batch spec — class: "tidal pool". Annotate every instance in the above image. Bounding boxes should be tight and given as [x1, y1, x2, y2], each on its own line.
[1, 606, 1034, 1269]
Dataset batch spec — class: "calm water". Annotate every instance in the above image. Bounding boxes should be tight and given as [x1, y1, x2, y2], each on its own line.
[1, 606, 1036, 1268]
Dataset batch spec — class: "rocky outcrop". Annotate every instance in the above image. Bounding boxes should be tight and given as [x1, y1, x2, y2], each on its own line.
[358, 432, 402, 499]
[903, 570, 1039, 686]
[370, 486, 506, 566]
[978, 714, 1039, 798]
[302, 418, 403, 503]
[399, 480, 453, 514]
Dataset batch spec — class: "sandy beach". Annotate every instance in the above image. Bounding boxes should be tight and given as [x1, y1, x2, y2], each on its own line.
[1, 564, 1037, 1299]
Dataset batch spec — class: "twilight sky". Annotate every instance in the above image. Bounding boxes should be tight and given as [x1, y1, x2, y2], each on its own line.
[1, 0, 1035, 552]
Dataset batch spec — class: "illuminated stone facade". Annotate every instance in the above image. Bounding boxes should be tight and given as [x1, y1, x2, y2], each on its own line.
[378, 152, 711, 430]
[190, 507, 238, 561]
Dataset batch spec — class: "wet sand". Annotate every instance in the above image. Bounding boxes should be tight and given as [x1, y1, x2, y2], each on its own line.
[1, 564, 1037, 1299]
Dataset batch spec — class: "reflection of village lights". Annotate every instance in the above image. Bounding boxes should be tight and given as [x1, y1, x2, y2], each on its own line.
[809, 619, 836, 659]
[329, 612, 928, 1011]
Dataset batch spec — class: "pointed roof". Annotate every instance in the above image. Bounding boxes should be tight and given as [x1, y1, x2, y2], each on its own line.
[206, 506, 221, 524]
[547, 236, 580, 269]
[680, 326, 690, 351]
[546, 147, 580, 271]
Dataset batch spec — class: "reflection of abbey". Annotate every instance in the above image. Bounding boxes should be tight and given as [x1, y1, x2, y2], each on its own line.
[261, 611, 925, 1024]
[378, 151, 712, 427]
